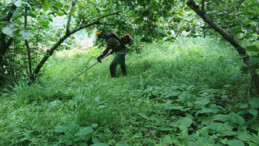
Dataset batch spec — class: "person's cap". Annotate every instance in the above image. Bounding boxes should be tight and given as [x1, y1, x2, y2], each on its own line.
[96, 29, 104, 36]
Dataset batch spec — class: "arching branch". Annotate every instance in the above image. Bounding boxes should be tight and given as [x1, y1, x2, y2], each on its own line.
[31, 11, 120, 83]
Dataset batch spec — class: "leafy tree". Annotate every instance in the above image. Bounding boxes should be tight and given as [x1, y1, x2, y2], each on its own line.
[186, 0, 259, 93]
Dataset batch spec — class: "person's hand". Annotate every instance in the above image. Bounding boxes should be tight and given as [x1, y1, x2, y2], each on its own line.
[97, 56, 102, 63]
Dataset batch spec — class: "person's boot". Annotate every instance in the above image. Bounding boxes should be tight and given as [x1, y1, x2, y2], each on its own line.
[120, 65, 127, 76]
[111, 72, 116, 78]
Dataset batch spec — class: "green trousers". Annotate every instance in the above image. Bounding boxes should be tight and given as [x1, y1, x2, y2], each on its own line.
[109, 53, 127, 77]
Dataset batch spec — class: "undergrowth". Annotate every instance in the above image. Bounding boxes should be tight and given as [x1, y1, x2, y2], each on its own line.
[0, 37, 258, 146]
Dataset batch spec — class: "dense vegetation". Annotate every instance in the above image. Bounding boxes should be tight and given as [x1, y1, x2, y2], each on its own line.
[0, 0, 258, 145]
[1, 38, 258, 145]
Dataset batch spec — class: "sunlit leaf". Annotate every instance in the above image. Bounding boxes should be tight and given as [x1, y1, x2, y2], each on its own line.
[43, 0, 49, 11]
[2, 26, 13, 36]
[14, 0, 22, 7]
[20, 30, 32, 40]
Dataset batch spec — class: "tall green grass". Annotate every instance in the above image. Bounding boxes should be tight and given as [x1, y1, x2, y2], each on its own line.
[1, 37, 258, 145]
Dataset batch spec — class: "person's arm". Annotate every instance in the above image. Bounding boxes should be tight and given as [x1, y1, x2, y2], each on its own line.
[98, 46, 110, 59]
[97, 39, 113, 62]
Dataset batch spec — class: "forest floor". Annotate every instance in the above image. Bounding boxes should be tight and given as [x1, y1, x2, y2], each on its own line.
[0, 37, 258, 145]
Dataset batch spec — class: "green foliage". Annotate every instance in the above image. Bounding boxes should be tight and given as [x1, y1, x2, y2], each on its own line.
[1, 38, 258, 145]
[203, 0, 258, 41]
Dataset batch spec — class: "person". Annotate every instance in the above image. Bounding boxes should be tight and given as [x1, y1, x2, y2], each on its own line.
[96, 29, 127, 77]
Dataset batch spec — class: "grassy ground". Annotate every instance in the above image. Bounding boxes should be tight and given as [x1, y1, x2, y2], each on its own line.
[0, 37, 258, 145]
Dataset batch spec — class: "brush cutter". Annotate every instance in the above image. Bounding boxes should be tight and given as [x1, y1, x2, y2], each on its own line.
[76, 51, 114, 78]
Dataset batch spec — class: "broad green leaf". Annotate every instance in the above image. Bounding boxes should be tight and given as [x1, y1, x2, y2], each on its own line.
[161, 135, 173, 145]
[227, 139, 244, 146]
[248, 109, 258, 117]
[92, 138, 100, 144]
[75, 126, 94, 136]
[166, 105, 184, 110]
[197, 97, 210, 106]
[219, 123, 236, 136]
[251, 122, 259, 132]
[91, 123, 98, 128]
[39, 20, 50, 28]
[250, 98, 259, 108]
[209, 122, 219, 131]
[29, 12, 37, 18]
[213, 114, 229, 122]
[237, 132, 252, 141]
[197, 108, 214, 114]
[228, 113, 245, 125]
[95, 96, 101, 102]
[178, 93, 195, 101]
[244, 19, 252, 25]
[250, 57, 259, 65]
[20, 30, 32, 40]
[128, 12, 135, 17]
[221, 130, 237, 136]
[54, 125, 68, 133]
[14, 0, 22, 7]
[179, 125, 187, 132]
[67, 122, 78, 131]
[2, 26, 13, 36]
[181, 117, 192, 128]
[239, 104, 249, 109]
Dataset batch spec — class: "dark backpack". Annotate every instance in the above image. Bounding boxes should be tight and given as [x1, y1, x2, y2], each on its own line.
[121, 33, 133, 45]
[107, 32, 133, 46]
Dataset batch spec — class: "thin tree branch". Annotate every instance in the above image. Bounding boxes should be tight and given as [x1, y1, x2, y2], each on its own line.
[96, 11, 121, 22]
[71, 22, 99, 34]
[97, 22, 117, 26]
[66, 0, 77, 34]
[71, 11, 120, 34]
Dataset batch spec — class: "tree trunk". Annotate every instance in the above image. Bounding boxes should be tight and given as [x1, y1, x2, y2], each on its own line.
[187, 0, 259, 94]
[24, 6, 33, 81]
